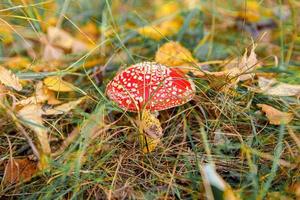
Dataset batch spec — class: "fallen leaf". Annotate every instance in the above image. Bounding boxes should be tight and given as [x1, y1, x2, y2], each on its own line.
[43, 44, 64, 61]
[258, 77, 300, 96]
[47, 26, 74, 50]
[0, 65, 22, 91]
[43, 76, 75, 92]
[225, 43, 259, 81]
[16, 82, 49, 106]
[47, 26, 88, 53]
[155, 41, 197, 67]
[137, 2, 183, 41]
[43, 97, 85, 115]
[257, 104, 293, 125]
[18, 104, 51, 156]
[138, 18, 183, 40]
[72, 40, 88, 53]
[3, 56, 30, 70]
[2, 158, 38, 186]
[47, 90, 62, 105]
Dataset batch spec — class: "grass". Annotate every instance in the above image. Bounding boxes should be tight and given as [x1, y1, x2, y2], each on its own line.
[0, 0, 300, 199]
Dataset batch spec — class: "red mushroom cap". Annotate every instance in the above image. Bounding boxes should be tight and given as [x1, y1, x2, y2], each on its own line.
[106, 62, 195, 112]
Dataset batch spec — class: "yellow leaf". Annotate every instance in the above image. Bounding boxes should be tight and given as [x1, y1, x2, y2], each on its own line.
[43, 76, 75, 92]
[137, 17, 183, 40]
[43, 97, 85, 115]
[258, 77, 300, 96]
[155, 1, 181, 18]
[2, 158, 38, 186]
[257, 104, 293, 125]
[0, 65, 22, 91]
[155, 41, 197, 67]
[18, 104, 51, 156]
[4, 56, 30, 70]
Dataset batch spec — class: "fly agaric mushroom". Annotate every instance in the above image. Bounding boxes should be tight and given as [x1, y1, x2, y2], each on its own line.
[106, 62, 195, 150]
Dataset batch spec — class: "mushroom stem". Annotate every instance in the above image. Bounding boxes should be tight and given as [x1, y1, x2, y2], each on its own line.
[138, 110, 163, 152]
[141, 110, 163, 139]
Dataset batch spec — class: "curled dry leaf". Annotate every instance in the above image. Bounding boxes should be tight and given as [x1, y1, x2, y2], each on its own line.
[16, 81, 61, 106]
[43, 76, 75, 92]
[43, 97, 85, 115]
[16, 82, 49, 106]
[18, 104, 51, 156]
[155, 41, 197, 67]
[258, 77, 300, 96]
[225, 43, 259, 81]
[0, 65, 22, 91]
[257, 104, 293, 125]
[2, 158, 38, 186]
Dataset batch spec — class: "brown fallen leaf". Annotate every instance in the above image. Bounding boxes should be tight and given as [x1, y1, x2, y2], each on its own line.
[0, 65, 22, 91]
[43, 97, 85, 115]
[258, 77, 300, 96]
[43, 76, 76, 92]
[155, 41, 197, 67]
[257, 104, 293, 125]
[2, 158, 38, 186]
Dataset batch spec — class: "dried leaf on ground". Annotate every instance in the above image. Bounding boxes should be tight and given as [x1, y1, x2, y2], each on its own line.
[43, 97, 85, 115]
[258, 77, 300, 96]
[47, 26, 74, 50]
[155, 41, 197, 67]
[18, 104, 51, 155]
[2, 158, 38, 186]
[43, 76, 76, 92]
[47, 26, 88, 53]
[257, 104, 293, 125]
[225, 43, 259, 81]
[3, 56, 30, 70]
[16, 82, 50, 106]
[0, 65, 22, 91]
[43, 44, 64, 61]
